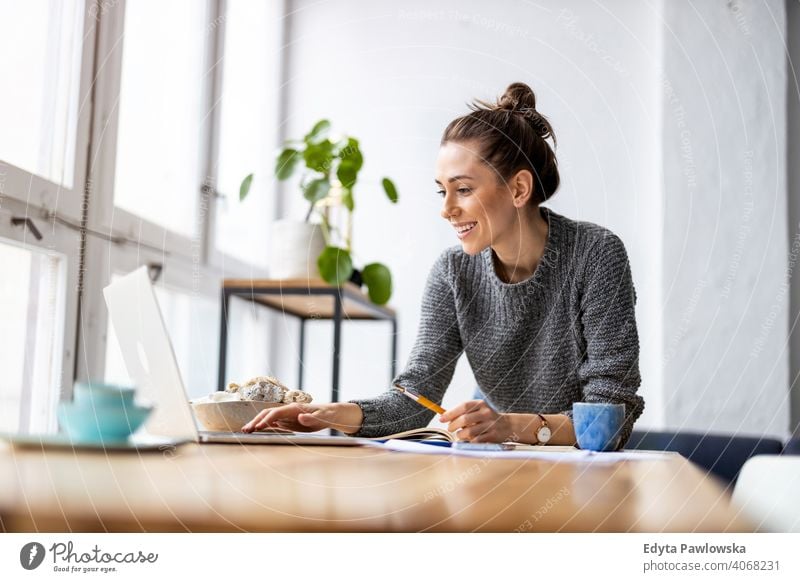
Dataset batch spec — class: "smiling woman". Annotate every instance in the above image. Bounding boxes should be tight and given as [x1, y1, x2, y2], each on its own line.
[243, 82, 645, 449]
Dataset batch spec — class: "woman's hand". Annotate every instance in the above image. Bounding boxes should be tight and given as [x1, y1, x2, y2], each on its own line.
[438, 400, 517, 443]
[241, 402, 363, 435]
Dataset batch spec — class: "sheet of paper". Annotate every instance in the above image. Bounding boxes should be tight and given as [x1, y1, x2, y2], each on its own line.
[379, 439, 674, 462]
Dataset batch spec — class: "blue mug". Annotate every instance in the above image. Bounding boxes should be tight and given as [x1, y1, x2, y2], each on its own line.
[573, 402, 625, 452]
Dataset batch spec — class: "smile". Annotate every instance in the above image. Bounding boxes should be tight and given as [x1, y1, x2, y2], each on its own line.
[454, 222, 478, 239]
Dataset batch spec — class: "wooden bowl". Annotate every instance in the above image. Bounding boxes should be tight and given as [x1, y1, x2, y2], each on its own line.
[191, 400, 285, 432]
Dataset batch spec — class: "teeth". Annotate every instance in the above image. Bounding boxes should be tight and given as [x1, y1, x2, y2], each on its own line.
[456, 223, 477, 233]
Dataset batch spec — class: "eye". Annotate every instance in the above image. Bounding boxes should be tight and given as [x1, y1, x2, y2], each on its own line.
[436, 189, 446, 197]
[457, 187, 472, 195]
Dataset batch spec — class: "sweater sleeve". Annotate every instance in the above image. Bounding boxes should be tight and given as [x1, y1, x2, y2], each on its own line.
[349, 251, 464, 438]
[570, 233, 645, 449]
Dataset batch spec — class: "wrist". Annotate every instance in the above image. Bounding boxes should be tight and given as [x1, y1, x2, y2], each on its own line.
[507, 413, 542, 444]
[505, 413, 532, 444]
[333, 403, 364, 435]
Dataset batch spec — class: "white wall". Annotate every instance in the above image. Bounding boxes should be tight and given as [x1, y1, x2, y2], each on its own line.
[269, 0, 792, 438]
[659, 0, 789, 437]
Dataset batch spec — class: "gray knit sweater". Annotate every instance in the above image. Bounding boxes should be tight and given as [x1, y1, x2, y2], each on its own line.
[350, 207, 644, 447]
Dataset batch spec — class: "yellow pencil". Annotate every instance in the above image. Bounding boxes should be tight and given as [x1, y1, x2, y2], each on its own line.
[394, 385, 446, 415]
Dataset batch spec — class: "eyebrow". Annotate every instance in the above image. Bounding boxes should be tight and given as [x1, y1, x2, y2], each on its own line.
[434, 175, 475, 185]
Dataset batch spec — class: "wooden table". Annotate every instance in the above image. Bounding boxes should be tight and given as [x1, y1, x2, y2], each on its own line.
[219, 279, 397, 402]
[0, 442, 753, 532]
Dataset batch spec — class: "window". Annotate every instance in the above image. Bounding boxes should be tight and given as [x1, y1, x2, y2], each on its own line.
[113, 0, 210, 238]
[0, 238, 67, 433]
[0, 0, 87, 434]
[0, 0, 286, 435]
[0, 0, 84, 188]
[213, 0, 284, 268]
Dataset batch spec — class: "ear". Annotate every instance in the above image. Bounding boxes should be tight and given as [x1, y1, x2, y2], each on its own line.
[509, 169, 534, 208]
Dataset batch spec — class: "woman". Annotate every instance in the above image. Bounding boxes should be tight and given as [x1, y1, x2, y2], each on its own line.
[243, 82, 644, 447]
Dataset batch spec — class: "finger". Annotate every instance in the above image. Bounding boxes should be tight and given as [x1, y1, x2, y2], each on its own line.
[252, 412, 288, 431]
[250, 405, 304, 431]
[241, 408, 273, 432]
[447, 409, 491, 433]
[244, 410, 278, 432]
[439, 403, 465, 423]
[439, 399, 484, 423]
[268, 403, 313, 421]
[242, 406, 291, 431]
[257, 403, 317, 428]
[456, 423, 494, 442]
[444, 401, 491, 428]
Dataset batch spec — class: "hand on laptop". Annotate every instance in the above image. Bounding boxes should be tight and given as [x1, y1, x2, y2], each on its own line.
[241, 402, 364, 435]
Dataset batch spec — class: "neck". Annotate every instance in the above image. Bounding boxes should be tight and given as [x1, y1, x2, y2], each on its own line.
[492, 206, 549, 283]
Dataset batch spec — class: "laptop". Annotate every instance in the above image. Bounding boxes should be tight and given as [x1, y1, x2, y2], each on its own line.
[103, 266, 373, 446]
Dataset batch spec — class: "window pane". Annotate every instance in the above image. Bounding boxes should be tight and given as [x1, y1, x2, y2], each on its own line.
[113, 0, 209, 237]
[214, 0, 283, 267]
[0, 239, 65, 434]
[0, 0, 83, 187]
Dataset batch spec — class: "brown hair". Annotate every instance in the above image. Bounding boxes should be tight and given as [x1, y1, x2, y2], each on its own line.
[441, 82, 559, 204]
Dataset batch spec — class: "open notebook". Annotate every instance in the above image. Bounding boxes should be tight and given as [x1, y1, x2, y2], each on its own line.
[371, 427, 455, 442]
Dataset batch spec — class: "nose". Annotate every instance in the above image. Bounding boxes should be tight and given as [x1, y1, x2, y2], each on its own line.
[440, 190, 458, 221]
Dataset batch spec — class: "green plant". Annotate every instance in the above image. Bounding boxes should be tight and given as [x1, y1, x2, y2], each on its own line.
[240, 119, 399, 305]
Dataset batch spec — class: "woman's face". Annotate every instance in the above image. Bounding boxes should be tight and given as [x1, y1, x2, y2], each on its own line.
[435, 140, 517, 255]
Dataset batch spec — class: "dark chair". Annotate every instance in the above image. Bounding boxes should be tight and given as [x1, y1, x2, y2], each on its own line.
[626, 430, 784, 486]
[782, 438, 800, 455]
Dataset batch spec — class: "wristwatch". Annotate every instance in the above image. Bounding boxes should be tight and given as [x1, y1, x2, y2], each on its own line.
[535, 413, 551, 444]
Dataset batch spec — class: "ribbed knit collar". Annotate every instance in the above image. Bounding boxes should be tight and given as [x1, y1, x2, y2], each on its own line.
[482, 206, 562, 291]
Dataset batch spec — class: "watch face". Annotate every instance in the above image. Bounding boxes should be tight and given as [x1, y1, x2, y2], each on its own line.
[537, 426, 552, 443]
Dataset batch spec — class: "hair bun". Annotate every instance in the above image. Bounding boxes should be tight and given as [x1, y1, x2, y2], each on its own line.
[493, 82, 556, 146]
[496, 82, 537, 112]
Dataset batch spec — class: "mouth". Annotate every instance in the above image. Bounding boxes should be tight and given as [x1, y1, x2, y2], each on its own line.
[452, 221, 478, 240]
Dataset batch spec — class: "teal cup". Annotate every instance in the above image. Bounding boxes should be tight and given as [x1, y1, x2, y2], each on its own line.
[73, 381, 135, 407]
[58, 381, 151, 443]
[573, 402, 625, 452]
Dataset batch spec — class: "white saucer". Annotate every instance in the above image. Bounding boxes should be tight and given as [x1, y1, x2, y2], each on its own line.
[0, 432, 189, 452]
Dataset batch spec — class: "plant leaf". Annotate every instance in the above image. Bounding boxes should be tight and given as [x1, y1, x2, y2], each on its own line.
[239, 173, 254, 201]
[275, 149, 300, 180]
[305, 119, 331, 144]
[361, 262, 392, 305]
[339, 137, 363, 172]
[303, 139, 335, 173]
[382, 178, 399, 203]
[337, 159, 359, 189]
[303, 178, 331, 204]
[317, 246, 353, 286]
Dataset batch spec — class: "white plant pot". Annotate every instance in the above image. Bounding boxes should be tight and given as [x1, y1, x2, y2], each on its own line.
[269, 220, 326, 280]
